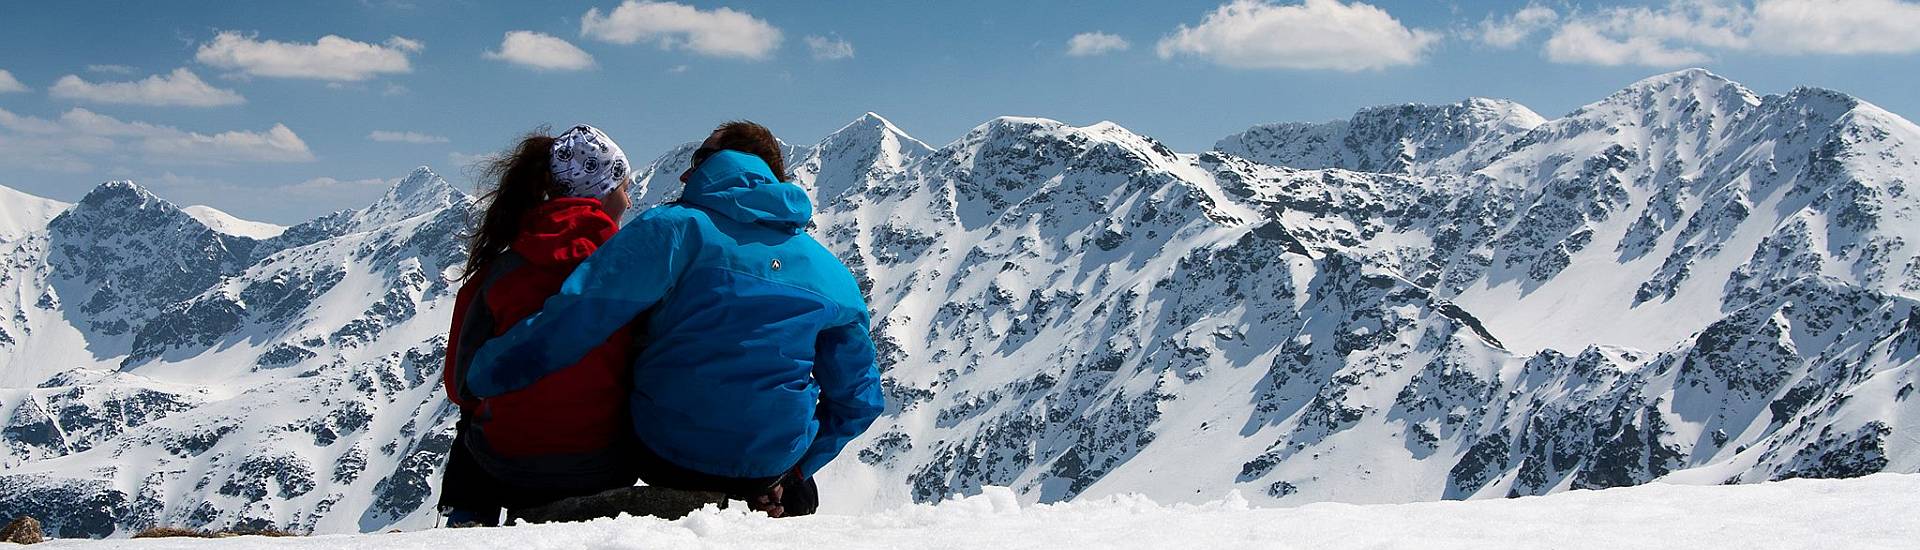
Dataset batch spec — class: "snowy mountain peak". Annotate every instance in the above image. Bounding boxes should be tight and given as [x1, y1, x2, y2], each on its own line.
[1582, 67, 1761, 120]
[354, 167, 465, 230]
[1777, 86, 1869, 119]
[818, 112, 932, 154]
[388, 166, 454, 202]
[932, 116, 1181, 179]
[182, 206, 287, 240]
[42, 180, 262, 340]
[73, 180, 167, 212]
[847, 112, 911, 137]
[975, 115, 1071, 137]
[790, 114, 936, 203]
[1217, 97, 1546, 175]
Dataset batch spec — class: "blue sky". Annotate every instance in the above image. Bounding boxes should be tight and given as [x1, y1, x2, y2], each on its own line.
[2, 0, 1917, 223]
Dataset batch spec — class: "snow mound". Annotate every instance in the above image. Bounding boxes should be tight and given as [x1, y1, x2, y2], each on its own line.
[182, 206, 288, 240]
[33, 474, 1920, 549]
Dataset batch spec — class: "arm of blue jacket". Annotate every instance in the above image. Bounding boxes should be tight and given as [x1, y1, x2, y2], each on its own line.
[798, 317, 885, 476]
[464, 213, 689, 398]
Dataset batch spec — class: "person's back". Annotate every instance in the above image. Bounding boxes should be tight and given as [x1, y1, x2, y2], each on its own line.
[622, 154, 872, 480]
[465, 123, 884, 517]
[447, 197, 632, 464]
[438, 125, 640, 526]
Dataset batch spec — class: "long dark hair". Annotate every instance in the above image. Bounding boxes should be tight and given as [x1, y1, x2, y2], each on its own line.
[461, 130, 557, 281]
[710, 120, 787, 180]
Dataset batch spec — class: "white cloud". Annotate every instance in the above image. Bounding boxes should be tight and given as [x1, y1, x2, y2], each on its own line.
[1067, 32, 1131, 56]
[805, 35, 855, 61]
[386, 36, 425, 53]
[1155, 0, 1439, 71]
[1544, 20, 1714, 66]
[0, 70, 26, 93]
[284, 175, 395, 194]
[368, 130, 449, 144]
[447, 151, 490, 168]
[1535, 1, 1748, 66]
[50, 68, 245, 107]
[0, 107, 314, 171]
[194, 31, 421, 81]
[486, 30, 597, 71]
[85, 64, 139, 75]
[581, 1, 782, 60]
[1499, 0, 1920, 66]
[1477, 4, 1559, 48]
[1750, 0, 1920, 54]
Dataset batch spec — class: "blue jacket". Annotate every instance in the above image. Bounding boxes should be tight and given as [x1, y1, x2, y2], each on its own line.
[465, 150, 884, 479]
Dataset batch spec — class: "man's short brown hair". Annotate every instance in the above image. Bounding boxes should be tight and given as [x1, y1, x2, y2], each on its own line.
[710, 120, 786, 180]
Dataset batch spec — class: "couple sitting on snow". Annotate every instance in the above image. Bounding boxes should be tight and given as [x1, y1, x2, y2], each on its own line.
[437, 122, 884, 526]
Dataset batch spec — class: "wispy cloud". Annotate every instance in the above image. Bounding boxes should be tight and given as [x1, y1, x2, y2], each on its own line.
[368, 130, 448, 144]
[0, 107, 314, 171]
[447, 151, 490, 168]
[581, 1, 782, 60]
[1067, 32, 1131, 56]
[194, 31, 421, 81]
[85, 64, 139, 75]
[1474, 4, 1559, 49]
[284, 175, 396, 195]
[485, 30, 597, 71]
[805, 34, 855, 60]
[50, 68, 245, 107]
[1484, 0, 1920, 67]
[1156, 0, 1438, 71]
[1749, 0, 1920, 55]
[0, 70, 27, 94]
[1542, 1, 1745, 66]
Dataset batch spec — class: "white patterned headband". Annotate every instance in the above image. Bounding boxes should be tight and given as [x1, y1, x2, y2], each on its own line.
[550, 124, 630, 199]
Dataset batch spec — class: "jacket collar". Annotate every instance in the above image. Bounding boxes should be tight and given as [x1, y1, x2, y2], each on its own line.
[511, 197, 618, 265]
[680, 150, 812, 233]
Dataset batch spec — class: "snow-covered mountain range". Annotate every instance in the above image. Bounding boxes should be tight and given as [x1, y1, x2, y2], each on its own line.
[2, 69, 1916, 538]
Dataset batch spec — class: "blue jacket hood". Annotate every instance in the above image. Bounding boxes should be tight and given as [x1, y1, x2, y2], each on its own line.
[681, 150, 812, 232]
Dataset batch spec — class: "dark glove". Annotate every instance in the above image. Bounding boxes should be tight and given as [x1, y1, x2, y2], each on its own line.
[744, 467, 812, 518]
[733, 469, 794, 519]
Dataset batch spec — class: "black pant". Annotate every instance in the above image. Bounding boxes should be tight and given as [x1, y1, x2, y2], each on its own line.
[631, 442, 819, 516]
[438, 417, 641, 522]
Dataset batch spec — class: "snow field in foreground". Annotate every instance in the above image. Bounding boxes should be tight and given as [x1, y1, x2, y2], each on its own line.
[37, 473, 1920, 550]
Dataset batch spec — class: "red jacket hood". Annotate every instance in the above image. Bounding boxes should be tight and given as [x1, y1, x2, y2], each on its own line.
[511, 197, 618, 266]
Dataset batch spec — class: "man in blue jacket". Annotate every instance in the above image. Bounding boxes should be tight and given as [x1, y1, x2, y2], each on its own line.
[464, 122, 884, 517]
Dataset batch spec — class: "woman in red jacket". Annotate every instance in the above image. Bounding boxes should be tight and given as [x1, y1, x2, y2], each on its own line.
[436, 125, 639, 527]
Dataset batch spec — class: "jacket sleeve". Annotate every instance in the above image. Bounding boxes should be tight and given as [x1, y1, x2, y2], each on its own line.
[464, 213, 691, 398]
[798, 316, 885, 476]
[443, 276, 494, 407]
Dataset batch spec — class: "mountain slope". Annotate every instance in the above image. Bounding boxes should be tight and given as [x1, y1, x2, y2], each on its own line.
[0, 169, 473, 536]
[0, 183, 67, 244]
[182, 206, 288, 240]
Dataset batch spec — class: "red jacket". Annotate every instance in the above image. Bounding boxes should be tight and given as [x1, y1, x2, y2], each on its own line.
[444, 198, 634, 461]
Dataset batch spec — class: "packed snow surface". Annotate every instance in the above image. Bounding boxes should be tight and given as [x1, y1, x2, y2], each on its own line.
[31, 474, 1920, 549]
